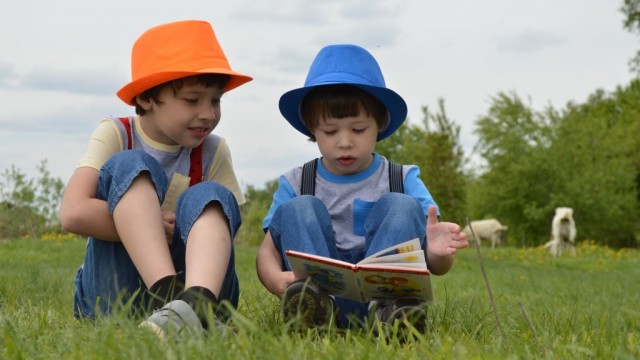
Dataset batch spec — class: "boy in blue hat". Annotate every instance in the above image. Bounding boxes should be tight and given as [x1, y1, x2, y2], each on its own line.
[256, 44, 469, 330]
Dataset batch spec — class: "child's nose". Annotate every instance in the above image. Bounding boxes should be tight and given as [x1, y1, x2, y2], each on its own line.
[337, 132, 352, 148]
[199, 102, 217, 120]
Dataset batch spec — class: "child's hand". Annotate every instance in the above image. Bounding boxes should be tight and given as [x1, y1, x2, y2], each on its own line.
[426, 206, 469, 257]
[162, 211, 176, 245]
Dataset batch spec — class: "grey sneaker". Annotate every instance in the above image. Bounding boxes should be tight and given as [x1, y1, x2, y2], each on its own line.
[139, 300, 203, 339]
[282, 278, 336, 329]
[373, 298, 428, 334]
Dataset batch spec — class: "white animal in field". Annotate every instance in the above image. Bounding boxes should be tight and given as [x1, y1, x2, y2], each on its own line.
[544, 207, 576, 256]
[463, 219, 508, 248]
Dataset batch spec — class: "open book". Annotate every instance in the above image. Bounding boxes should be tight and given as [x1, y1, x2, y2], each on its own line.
[285, 238, 433, 303]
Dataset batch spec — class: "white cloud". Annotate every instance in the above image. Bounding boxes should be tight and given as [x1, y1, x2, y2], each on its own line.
[0, 62, 18, 87]
[496, 30, 565, 53]
[235, 0, 365, 26]
[19, 67, 124, 96]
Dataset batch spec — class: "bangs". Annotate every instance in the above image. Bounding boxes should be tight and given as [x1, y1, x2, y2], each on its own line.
[171, 74, 231, 91]
[300, 85, 388, 131]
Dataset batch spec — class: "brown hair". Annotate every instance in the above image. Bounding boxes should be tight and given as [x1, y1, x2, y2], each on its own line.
[135, 74, 231, 115]
[299, 85, 388, 142]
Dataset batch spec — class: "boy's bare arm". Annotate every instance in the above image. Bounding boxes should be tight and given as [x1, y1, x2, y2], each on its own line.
[256, 231, 297, 297]
[59, 167, 121, 242]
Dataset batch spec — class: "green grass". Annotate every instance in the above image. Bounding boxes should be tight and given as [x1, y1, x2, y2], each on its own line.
[1, 238, 639, 359]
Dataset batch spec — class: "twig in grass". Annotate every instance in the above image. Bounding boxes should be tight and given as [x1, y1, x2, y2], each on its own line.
[466, 217, 503, 338]
[518, 301, 538, 339]
[519, 301, 547, 354]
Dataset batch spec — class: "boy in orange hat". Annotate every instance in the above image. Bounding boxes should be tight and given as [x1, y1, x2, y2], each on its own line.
[59, 20, 252, 336]
[256, 44, 468, 331]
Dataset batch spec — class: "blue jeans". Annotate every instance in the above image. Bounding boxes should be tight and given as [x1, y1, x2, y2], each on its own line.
[268, 194, 426, 327]
[73, 150, 241, 319]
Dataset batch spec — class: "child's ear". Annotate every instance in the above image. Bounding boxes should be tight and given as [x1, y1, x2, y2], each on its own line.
[135, 95, 153, 111]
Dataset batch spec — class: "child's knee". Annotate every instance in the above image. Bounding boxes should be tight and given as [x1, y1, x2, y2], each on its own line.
[100, 151, 167, 192]
[179, 182, 234, 205]
[175, 182, 241, 238]
[105, 150, 159, 170]
[377, 192, 422, 213]
[285, 195, 324, 214]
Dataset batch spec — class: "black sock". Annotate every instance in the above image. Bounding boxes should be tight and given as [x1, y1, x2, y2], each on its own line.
[146, 274, 184, 312]
[179, 286, 219, 329]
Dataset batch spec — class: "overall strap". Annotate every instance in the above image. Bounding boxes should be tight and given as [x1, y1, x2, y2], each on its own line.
[388, 160, 404, 193]
[118, 117, 133, 150]
[300, 158, 404, 195]
[189, 145, 203, 187]
[300, 159, 317, 196]
[117, 116, 203, 187]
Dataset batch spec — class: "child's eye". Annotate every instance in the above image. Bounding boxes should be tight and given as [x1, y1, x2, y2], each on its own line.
[353, 128, 366, 133]
[322, 130, 337, 135]
[184, 98, 199, 104]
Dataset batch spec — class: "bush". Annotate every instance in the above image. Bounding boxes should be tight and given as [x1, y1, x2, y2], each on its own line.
[236, 180, 278, 246]
[0, 160, 64, 240]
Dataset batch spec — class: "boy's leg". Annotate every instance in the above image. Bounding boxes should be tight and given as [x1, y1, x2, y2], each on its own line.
[268, 195, 339, 268]
[74, 239, 143, 319]
[113, 173, 175, 287]
[170, 181, 241, 326]
[268, 195, 340, 328]
[363, 192, 426, 256]
[331, 247, 370, 328]
[363, 192, 429, 333]
[74, 150, 170, 319]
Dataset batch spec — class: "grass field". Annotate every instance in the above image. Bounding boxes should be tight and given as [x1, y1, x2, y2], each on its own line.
[1, 237, 638, 359]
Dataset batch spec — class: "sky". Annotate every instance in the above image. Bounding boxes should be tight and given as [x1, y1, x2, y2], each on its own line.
[0, 0, 637, 190]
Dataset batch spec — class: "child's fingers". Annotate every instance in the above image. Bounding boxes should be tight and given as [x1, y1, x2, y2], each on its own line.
[427, 205, 438, 225]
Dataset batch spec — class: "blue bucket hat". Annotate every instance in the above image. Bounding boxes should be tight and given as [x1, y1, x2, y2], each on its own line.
[279, 44, 407, 141]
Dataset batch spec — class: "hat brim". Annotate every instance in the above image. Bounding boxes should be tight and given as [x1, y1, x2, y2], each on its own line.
[117, 68, 252, 106]
[279, 83, 407, 141]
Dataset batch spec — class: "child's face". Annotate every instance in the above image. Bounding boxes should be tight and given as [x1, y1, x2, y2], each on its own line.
[313, 112, 378, 175]
[138, 81, 224, 147]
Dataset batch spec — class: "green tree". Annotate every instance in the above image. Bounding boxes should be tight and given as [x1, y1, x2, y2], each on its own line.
[420, 100, 467, 224]
[621, 0, 640, 74]
[550, 84, 639, 247]
[471, 92, 555, 246]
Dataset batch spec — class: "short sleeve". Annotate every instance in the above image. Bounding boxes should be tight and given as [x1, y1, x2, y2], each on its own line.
[403, 165, 439, 218]
[261, 175, 297, 232]
[206, 138, 246, 205]
[77, 118, 123, 170]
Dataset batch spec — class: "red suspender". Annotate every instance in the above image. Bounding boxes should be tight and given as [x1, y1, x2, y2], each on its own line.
[189, 144, 203, 186]
[118, 117, 133, 150]
[117, 117, 203, 187]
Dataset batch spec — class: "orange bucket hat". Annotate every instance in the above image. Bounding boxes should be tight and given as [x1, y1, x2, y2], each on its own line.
[117, 20, 252, 105]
